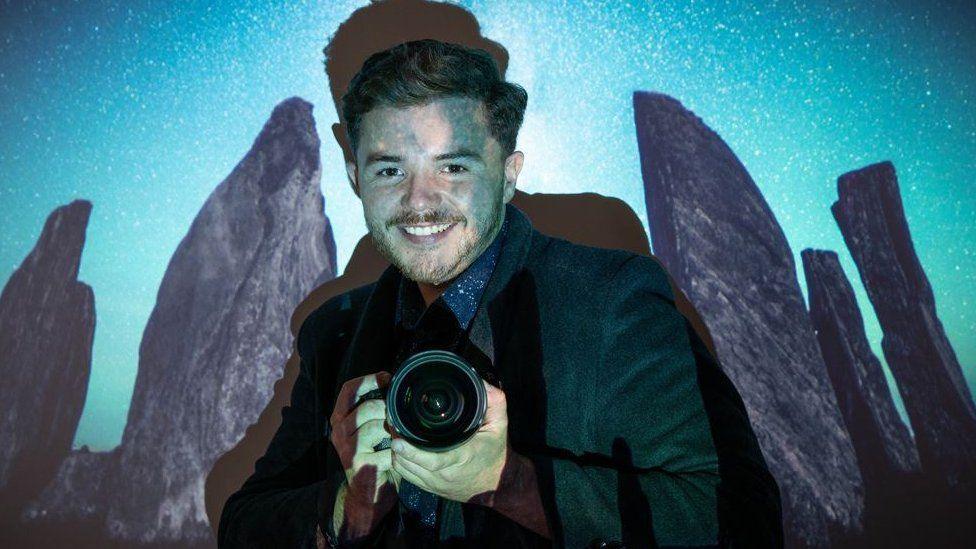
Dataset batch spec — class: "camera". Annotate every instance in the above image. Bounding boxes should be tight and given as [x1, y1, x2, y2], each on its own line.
[357, 349, 487, 453]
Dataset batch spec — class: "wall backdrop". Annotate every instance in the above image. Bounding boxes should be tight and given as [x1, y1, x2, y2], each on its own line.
[1, 0, 974, 547]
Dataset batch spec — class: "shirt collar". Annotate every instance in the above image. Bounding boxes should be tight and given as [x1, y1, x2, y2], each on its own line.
[395, 212, 509, 332]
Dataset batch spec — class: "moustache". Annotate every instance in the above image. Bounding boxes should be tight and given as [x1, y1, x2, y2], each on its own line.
[389, 210, 464, 227]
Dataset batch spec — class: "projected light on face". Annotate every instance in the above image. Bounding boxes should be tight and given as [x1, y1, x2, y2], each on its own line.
[353, 96, 509, 286]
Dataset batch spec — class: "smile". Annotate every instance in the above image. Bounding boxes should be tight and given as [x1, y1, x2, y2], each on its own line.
[402, 222, 454, 236]
[399, 222, 458, 244]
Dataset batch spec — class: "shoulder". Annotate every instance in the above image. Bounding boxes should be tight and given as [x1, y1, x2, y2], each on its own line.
[526, 230, 675, 303]
[296, 282, 375, 360]
[606, 253, 676, 303]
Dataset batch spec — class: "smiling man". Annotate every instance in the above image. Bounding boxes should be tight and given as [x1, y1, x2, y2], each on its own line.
[218, 39, 782, 548]
[352, 93, 518, 303]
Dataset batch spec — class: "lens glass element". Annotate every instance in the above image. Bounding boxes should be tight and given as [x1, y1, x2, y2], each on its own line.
[389, 351, 485, 450]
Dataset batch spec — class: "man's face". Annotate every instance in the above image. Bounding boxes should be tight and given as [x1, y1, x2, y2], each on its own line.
[346, 96, 523, 286]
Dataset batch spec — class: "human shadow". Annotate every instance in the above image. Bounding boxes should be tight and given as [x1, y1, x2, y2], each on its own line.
[205, 0, 717, 535]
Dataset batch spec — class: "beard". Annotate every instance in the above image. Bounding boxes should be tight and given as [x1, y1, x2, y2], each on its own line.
[367, 187, 505, 286]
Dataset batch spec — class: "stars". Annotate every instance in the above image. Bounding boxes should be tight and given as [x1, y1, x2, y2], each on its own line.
[0, 0, 972, 452]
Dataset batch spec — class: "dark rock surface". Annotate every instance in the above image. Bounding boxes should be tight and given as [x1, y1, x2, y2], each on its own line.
[0, 200, 96, 518]
[23, 446, 120, 523]
[799, 247, 961, 547]
[831, 161, 976, 493]
[801, 248, 920, 487]
[23, 97, 337, 546]
[9, 448, 127, 549]
[105, 96, 337, 544]
[633, 91, 863, 547]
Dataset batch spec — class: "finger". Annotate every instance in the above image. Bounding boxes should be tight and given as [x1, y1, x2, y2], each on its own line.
[352, 448, 393, 474]
[355, 419, 392, 454]
[391, 438, 449, 471]
[483, 381, 508, 425]
[347, 398, 387, 431]
[334, 371, 392, 420]
[332, 400, 386, 446]
[352, 371, 391, 404]
[393, 451, 433, 481]
[334, 376, 367, 421]
[369, 370, 393, 391]
[388, 465, 403, 491]
[392, 455, 434, 492]
[334, 398, 387, 442]
[353, 371, 394, 408]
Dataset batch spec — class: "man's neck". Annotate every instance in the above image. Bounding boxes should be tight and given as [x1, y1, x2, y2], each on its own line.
[412, 218, 505, 308]
[417, 278, 452, 308]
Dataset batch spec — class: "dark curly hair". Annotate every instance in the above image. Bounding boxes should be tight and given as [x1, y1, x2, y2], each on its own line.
[341, 38, 528, 159]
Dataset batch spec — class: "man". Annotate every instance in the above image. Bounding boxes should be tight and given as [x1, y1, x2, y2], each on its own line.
[218, 39, 782, 548]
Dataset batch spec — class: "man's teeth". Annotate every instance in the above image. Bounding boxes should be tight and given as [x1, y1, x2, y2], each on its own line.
[403, 223, 453, 236]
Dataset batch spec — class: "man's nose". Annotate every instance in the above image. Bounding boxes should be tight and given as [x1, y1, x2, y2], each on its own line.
[400, 172, 442, 211]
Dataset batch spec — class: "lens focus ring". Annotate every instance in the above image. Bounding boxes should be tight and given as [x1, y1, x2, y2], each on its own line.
[387, 349, 487, 452]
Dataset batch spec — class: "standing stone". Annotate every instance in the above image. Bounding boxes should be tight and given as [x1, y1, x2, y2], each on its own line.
[801, 249, 920, 486]
[831, 161, 976, 493]
[23, 446, 120, 523]
[0, 200, 95, 518]
[12, 447, 122, 548]
[100, 96, 337, 544]
[634, 91, 863, 547]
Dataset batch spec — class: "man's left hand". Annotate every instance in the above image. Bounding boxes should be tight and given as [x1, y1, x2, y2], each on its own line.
[390, 380, 510, 505]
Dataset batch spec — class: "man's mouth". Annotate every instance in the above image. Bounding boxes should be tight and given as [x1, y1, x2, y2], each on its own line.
[401, 222, 454, 236]
[398, 221, 458, 244]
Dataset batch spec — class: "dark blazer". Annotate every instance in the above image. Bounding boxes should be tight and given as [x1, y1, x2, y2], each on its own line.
[218, 203, 783, 548]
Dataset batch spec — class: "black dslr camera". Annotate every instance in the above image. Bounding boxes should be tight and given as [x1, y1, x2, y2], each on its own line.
[356, 349, 487, 452]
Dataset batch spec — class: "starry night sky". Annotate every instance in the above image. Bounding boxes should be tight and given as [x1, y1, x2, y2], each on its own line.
[1, 0, 974, 451]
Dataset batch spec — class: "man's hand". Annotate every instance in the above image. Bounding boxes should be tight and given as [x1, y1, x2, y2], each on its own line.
[329, 372, 398, 539]
[390, 380, 509, 504]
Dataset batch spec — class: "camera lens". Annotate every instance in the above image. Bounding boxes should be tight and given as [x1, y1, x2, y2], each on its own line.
[387, 350, 486, 452]
[423, 388, 449, 415]
[417, 382, 457, 422]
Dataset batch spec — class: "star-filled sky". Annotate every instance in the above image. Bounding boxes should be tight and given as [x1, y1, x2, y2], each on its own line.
[1, 0, 974, 451]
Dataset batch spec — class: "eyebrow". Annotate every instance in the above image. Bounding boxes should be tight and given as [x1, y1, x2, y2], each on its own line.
[435, 148, 483, 163]
[364, 147, 484, 167]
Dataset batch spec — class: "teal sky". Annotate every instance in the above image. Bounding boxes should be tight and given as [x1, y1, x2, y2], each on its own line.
[1, 0, 973, 451]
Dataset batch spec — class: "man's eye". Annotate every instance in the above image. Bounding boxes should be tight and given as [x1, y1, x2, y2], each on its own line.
[376, 167, 401, 178]
[443, 164, 468, 174]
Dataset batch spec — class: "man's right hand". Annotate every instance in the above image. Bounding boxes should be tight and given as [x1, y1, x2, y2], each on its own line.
[329, 371, 398, 540]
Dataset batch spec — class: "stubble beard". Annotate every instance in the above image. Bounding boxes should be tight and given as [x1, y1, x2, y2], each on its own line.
[367, 192, 504, 286]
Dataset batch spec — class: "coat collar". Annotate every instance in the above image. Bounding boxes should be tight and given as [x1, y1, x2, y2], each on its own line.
[336, 203, 535, 392]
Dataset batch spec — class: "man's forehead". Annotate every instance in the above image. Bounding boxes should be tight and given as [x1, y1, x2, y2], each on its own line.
[397, 95, 484, 115]
[362, 97, 487, 132]
[363, 145, 485, 167]
[358, 97, 495, 159]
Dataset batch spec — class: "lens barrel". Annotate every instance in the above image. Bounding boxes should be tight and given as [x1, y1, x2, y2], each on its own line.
[387, 349, 487, 452]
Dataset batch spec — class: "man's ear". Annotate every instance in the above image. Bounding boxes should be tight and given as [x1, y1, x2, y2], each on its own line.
[332, 122, 354, 165]
[345, 159, 360, 199]
[502, 150, 524, 203]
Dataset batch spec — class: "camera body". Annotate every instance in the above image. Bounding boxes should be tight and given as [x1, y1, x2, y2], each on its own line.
[357, 349, 488, 452]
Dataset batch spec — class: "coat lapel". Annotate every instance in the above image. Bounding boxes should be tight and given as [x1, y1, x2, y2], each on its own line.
[334, 263, 401, 400]
[478, 204, 547, 448]
[470, 202, 535, 377]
